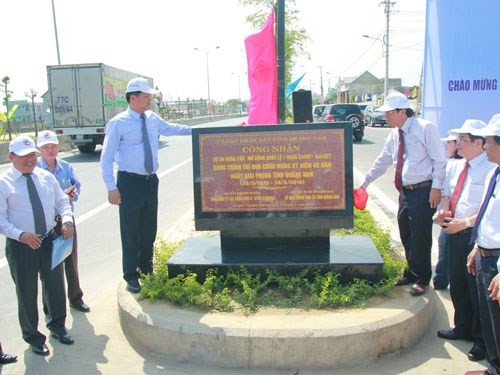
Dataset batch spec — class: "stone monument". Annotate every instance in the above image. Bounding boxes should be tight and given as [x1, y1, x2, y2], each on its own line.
[167, 122, 383, 282]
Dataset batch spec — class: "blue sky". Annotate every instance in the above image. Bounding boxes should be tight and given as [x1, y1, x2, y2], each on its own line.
[2, 0, 425, 104]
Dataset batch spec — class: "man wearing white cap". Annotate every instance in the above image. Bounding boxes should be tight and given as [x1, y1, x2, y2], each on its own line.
[0, 135, 75, 356]
[37, 130, 89, 313]
[434, 119, 495, 362]
[359, 91, 446, 297]
[465, 115, 500, 375]
[100, 77, 192, 293]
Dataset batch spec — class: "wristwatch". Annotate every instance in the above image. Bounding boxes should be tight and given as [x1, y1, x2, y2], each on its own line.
[465, 218, 472, 228]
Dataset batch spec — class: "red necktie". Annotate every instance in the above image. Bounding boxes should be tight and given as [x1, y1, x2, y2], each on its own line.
[395, 129, 404, 192]
[449, 161, 469, 216]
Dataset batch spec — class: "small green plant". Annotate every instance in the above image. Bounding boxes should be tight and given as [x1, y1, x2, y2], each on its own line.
[140, 209, 405, 314]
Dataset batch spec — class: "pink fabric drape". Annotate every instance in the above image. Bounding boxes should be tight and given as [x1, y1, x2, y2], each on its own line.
[244, 11, 277, 125]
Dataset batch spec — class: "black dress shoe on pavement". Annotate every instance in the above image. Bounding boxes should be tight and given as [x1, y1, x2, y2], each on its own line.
[70, 302, 91, 313]
[437, 329, 472, 341]
[50, 331, 74, 345]
[126, 280, 141, 294]
[468, 344, 486, 362]
[410, 284, 427, 296]
[30, 344, 50, 356]
[0, 353, 18, 364]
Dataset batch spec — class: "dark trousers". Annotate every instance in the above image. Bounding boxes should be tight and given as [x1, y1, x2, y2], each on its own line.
[476, 254, 500, 375]
[433, 229, 450, 288]
[6, 236, 67, 346]
[54, 219, 84, 305]
[397, 184, 435, 286]
[448, 230, 483, 345]
[117, 172, 159, 282]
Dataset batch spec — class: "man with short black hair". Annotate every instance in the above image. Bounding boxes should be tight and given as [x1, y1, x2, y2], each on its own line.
[359, 91, 446, 297]
[100, 77, 192, 294]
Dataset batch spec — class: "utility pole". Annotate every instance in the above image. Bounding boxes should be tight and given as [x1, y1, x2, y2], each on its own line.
[276, 0, 285, 123]
[382, 0, 395, 100]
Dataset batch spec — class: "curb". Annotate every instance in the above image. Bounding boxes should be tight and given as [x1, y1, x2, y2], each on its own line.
[118, 281, 435, 370]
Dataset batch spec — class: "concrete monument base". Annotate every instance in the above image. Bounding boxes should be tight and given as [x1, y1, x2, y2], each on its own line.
[167, 235, 384, 283]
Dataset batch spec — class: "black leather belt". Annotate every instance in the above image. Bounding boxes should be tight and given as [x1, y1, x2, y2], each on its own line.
[478, 246, 500, 257]
[40, 229, 55, 241]
[403, 180, 432, 191]
[119, 171, 156, 181]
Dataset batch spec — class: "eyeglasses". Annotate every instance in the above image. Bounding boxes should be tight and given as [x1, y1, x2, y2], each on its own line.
[385, 110, 399, 116]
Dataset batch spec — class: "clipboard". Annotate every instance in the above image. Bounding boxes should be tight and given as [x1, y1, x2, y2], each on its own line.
[51, 235, 74, 270]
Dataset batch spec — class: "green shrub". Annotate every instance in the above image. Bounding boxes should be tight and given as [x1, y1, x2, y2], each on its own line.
[140, 209, 405, 314]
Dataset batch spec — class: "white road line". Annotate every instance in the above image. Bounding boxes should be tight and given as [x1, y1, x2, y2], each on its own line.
[0, 158, 193, 271]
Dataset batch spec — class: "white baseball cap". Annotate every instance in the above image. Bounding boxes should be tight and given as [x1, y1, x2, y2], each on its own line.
[488, 113, 500, 126]
[126, 77, 158, 94]
[378, 91, 410, 112]
[36, 130, 59, 147]
[9, 135, 40, 156]
[448, 119, 487, 135]
[440, 134, 457, 142]
[471, 118, 500, 137]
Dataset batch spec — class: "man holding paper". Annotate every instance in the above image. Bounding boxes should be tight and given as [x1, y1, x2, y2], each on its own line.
[0, 136, 75, 356]
[37, 130, 90, 313]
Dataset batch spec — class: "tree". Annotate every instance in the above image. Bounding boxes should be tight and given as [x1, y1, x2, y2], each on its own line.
[1, 76, 14, 140]
[239, 0, 309, 91]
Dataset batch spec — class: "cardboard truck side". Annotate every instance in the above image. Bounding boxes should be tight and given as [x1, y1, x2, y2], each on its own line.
[46, 63, 154, 153]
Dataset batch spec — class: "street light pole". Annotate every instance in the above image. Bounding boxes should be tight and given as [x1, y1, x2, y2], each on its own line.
[362, 34, 389, 100]
[194, 46, 220, 119]
[51, 0, 61, 64]
[25, 88, 38, 137]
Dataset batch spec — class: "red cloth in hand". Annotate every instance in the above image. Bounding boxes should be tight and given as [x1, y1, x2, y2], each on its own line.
[353, 187, 368, 210]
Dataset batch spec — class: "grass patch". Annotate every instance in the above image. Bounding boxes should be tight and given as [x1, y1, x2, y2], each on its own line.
[140, 209, 404, 315]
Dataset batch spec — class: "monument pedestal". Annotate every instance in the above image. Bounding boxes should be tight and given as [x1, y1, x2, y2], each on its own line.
[167, 235, 383, 283]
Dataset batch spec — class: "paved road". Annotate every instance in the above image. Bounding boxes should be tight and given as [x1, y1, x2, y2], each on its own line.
[0, 122, 486, 374]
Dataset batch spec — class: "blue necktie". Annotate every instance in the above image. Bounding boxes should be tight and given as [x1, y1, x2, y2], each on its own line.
[470, 166, 500, 244]
[24, 173, 47, 235]
[140, 114, 154, 174]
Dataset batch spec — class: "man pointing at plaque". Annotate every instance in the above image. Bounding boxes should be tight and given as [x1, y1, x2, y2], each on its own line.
[100, 77, 192, 293]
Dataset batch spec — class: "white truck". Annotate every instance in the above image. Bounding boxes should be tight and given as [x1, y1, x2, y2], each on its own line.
[45, 63, 155, 153]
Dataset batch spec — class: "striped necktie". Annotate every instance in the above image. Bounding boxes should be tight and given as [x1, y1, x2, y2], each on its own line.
[449, 161, 469, 216]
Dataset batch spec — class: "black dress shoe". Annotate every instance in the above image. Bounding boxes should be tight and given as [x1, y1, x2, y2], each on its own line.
[468, 344, 486, 362]
[50, 331, 74, 345]
[0, 353, 18, 364]
[31, 343, 50, 356]
[70, 302, 91, 313]
[126, 280, 141, 294]
[437, 329, 472, 341]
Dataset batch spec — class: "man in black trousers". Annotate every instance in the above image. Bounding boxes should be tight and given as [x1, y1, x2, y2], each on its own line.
[0, 136, 75, 356]
[100, 77, 192, 293]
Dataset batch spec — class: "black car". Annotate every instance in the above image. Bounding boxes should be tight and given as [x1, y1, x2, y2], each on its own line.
[321, 103, 365, 142]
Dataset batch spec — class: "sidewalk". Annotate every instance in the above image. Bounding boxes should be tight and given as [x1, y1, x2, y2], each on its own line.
[1, 208, 490, 375]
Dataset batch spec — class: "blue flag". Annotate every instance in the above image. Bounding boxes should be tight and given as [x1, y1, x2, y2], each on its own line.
[285, 73, 306, 99]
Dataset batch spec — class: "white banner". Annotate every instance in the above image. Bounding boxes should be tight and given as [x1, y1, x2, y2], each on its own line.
[422, 0, 500, 136]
